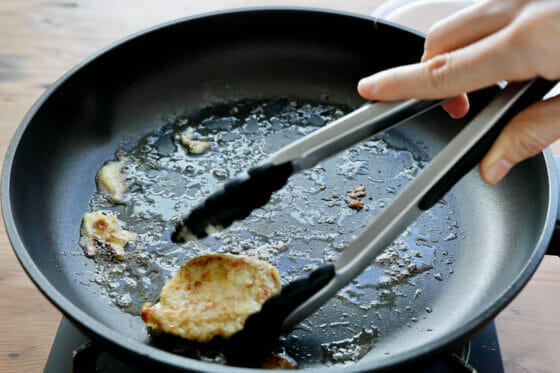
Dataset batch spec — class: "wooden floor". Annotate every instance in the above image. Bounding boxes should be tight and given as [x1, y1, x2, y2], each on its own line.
[1, 1, 559, 372]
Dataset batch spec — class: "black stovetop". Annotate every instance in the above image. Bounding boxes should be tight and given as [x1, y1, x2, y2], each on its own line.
[44, 317, 504, 372]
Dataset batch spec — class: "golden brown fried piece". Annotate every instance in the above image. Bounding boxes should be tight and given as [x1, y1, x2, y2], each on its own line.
[98, 159, 127, 202]
[80, 211, 137, 259]
[141, 253, 281, 342]
[176, 128, 211, 155]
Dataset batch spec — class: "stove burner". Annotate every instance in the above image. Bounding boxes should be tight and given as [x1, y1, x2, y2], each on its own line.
[44, 318, 504, 372]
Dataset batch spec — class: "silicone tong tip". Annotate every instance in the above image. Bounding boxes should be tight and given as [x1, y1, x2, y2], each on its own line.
[222, 264, 335, 361]
[172, 161, 293, 242]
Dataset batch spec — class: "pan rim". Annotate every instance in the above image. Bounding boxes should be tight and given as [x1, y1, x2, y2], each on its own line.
[2, 7, 557, 372]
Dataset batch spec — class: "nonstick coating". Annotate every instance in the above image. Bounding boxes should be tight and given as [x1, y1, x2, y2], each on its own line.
[2, 8, 557, 372]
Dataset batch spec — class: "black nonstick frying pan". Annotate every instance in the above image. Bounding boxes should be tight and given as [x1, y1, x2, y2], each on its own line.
[2, 8, 559, 372]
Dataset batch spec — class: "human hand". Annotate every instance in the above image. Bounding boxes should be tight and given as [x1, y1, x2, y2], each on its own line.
[358, 0, 560, 184]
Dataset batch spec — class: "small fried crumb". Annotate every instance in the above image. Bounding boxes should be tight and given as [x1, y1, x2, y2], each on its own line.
[346, 198, 363, 211]
[98, 159, 127, 202]
[80, 211, 136, 259]
[348, 184, 366, 199]
[346, 184, 367, 211]
[263, 354, 298, 370]
[176, 128, 211, 155]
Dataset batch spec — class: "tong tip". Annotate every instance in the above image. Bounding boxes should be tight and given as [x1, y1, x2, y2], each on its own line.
[171, 161, 294, 243]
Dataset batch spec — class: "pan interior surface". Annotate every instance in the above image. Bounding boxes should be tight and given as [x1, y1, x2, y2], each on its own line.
[4, 9, 552, 371]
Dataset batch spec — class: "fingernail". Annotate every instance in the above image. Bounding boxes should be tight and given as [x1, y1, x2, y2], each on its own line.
[357, 78, 376, 98]
[485, 159, 513, 184]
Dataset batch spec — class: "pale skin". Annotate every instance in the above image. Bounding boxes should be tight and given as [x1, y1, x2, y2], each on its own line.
[358, 0, 560, 184]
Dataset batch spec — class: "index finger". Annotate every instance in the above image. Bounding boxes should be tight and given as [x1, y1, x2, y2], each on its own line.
[358, 26, 528, 101]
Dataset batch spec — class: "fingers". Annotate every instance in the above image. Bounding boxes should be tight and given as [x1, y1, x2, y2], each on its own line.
[358, 0, 529, 114]
[480, 94, 560, 184]
[442, 94, 470, 118]
[422, 0, 521, 60]
[357, 0, 560, 186]
[357, 27, 523, 102]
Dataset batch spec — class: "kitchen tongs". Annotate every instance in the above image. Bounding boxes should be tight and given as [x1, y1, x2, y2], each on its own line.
[172, 97, 449, 242]
[176, 79, 555, 346]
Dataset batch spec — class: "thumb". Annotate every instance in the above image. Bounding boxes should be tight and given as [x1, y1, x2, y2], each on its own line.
[480, 94, 560, 184]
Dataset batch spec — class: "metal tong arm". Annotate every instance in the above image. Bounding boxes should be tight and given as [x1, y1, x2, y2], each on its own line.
[173, 98, 445, 242]
[280, 78, 556, 330]
[269, 98, 445, 170]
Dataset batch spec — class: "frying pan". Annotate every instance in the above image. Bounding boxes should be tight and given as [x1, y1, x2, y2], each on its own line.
[2, 8, 559, 372]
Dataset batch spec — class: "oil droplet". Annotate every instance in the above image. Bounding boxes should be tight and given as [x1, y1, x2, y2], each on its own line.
[116, 294, 131, 307]
[444, 232, 457, 241]
[322, 328, 379, 366]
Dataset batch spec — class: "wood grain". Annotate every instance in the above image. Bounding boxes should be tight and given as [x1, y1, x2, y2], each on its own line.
[0, 214, 62, 373]
[1, 1, 559, 372]
[496, 256, 560, 373]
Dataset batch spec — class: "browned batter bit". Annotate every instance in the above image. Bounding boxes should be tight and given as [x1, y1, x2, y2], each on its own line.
[262, 353, 298, 369]
[346, 184, 367, 211]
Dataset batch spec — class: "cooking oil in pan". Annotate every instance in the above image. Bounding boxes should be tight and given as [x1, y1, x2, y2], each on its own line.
[83, 99, 461, 367]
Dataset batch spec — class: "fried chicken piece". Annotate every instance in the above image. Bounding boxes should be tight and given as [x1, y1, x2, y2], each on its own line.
[141, 253, 281, 342]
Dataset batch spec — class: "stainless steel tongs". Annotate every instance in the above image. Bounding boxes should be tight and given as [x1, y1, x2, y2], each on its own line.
[172, 98, 448, 242]
[173, 78, 555, 348]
